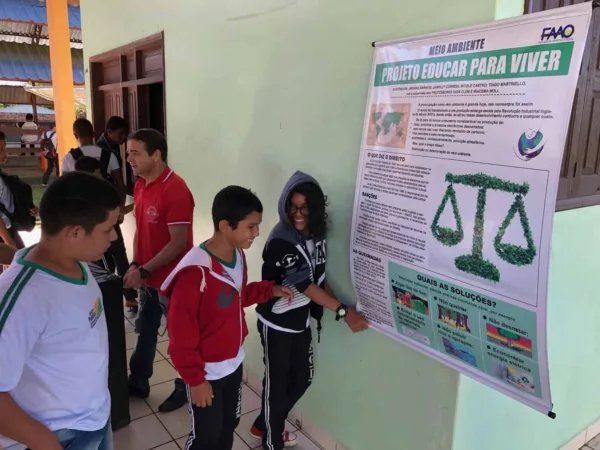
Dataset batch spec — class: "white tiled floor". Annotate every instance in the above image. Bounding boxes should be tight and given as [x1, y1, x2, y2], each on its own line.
[117, 312, 323, 450]
[582, 432, 600, 449]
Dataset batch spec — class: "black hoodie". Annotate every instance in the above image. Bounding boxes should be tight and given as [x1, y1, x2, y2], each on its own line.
[256, 171, 326, 334]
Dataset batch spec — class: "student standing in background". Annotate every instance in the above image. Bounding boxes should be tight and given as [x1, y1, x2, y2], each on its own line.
[39, 123, 59, 186]
[20, 114, 37, 157]
[63, 118, 136, 308]
[97, 116, 138, 309]
[0, 132, 24, 250]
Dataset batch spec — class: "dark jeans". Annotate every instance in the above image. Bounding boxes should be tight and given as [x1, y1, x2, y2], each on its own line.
[128, 286, 183, 391]
[184, 365, 243, 450]
[43, 157, 59, 185]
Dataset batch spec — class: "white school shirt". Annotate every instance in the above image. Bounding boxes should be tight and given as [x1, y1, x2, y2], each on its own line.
[0, 249, 110, 450]
[20, 121, 38, 144]
[61, 144, 120, 174]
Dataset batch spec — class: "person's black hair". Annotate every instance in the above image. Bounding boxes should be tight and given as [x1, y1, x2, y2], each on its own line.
[73, 118, 94, 139]
[75, 156, 102, 174]
[128, 128, 168, 162]
[0, 131, 5, 141]
[287, 182, 328, 238]
[40, 172, 120, 236]
[49, 122, 56, 129]
[25, 113, 33, 121]
[106, 116, 128, 132]
[212, 186, 263, 231]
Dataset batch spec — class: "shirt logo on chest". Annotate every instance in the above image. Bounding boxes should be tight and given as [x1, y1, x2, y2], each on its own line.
[315, 241, 326, 265]
[88, 298, 104, 328]
[217, 285, 236, 309]
[146, 206, 159, 224]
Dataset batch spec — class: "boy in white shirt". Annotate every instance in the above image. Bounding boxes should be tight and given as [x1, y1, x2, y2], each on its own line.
[61, 119, 122, 187]
[20, 114, 38, 156]
[0, 171, 121, 450]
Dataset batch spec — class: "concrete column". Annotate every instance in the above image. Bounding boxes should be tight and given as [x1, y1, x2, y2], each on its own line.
[46, 0, 77, 169]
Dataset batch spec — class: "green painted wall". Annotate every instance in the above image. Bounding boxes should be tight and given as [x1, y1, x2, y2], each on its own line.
[453, 207, 600, 450]
[81, 1, 499, 448]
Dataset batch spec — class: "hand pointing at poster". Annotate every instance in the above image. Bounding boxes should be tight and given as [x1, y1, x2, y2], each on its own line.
[345, 307, 369, 332]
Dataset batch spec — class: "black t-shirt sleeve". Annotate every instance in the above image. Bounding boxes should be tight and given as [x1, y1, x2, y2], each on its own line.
[262, 238, 312, 293]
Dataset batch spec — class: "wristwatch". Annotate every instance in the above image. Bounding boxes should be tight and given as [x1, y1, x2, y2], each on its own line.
[335, 304, 349, 321]
[138, 266, 151, 280]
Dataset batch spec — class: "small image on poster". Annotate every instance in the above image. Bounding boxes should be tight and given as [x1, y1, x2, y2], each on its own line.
[366, 104, 411, 149]
[392, 285, 430, 316]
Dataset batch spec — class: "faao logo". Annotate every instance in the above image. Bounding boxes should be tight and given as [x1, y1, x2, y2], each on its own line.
[514, 128, 547, 161]
[541, 24, 574, 41]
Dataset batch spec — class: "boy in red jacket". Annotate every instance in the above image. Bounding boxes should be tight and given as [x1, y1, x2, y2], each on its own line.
[162, 186, 293, 450]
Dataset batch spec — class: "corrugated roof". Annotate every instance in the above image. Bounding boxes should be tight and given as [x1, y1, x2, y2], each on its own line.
[0, 0, 80, 29]
[0, 22, 82, 48]
[0, 104, 54, 114]
[0, 85, 52, 105]
[0, 41, 84, 84]
[25, 85, 86, 108]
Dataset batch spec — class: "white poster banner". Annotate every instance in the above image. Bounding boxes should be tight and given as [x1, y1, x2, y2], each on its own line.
[350, 3, 592, 415]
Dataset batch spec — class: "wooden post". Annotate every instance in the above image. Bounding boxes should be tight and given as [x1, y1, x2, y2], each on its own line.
[30, 93, 38, 125]
[46, 0, 77, 170]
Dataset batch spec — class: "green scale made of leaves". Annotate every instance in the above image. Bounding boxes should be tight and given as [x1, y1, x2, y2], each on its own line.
[430, 173, 537, 283]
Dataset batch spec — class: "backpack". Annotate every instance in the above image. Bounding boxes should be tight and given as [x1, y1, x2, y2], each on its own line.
[0, 172, 35, 232]
[69, 147, 113, 184]
[40, 131, 57, 159]
[97, 136, 135, 196]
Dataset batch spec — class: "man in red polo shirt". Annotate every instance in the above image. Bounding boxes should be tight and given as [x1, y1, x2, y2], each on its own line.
[123, 128, 195, 413]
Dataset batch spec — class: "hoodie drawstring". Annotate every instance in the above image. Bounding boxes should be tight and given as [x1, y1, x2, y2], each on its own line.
[199, 266, 207, 293]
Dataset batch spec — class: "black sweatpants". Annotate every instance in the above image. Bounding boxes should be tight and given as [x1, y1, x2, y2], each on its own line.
[253, 322, 313, 450]
[184, 364, 243, 450]
[42, 157, 59, 185]
[107, 224, 136, 300]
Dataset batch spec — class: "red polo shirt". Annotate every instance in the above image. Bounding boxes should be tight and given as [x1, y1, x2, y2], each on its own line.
[134, 167, 195, 288]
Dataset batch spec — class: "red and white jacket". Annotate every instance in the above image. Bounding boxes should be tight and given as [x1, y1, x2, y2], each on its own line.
[161, 246, 275, 386]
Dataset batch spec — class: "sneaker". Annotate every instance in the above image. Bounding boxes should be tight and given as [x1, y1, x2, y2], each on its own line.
[250, 425, 263, 439]
[250, 426, 297, 447]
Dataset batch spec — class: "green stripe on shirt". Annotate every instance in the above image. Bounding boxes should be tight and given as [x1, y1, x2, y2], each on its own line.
[0, 266, 36, 335]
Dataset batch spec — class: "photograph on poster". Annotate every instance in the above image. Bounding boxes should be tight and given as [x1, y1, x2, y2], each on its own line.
[493, 362, 535, 394]
[442, 337, 478, 367]
[366, 103, 411, 148]
[486, 324, 533, 358]
[438, 305, 471, 333]
[393, 286, 430, 316]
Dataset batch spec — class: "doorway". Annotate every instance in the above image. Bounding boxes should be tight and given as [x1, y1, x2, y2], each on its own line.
[88, 32, 166, 139]
[148, 82, 165, 134]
